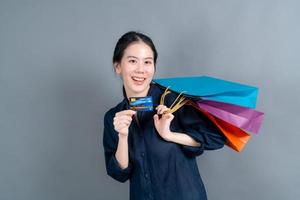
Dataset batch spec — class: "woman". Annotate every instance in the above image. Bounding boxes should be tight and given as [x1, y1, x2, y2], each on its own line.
[103, 31, 226, 200]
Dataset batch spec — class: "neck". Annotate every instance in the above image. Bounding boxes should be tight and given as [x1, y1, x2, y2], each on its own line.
[123, 84, 151, 98]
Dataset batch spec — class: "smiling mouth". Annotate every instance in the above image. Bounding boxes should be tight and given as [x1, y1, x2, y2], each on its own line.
[132, 76, 146, 84]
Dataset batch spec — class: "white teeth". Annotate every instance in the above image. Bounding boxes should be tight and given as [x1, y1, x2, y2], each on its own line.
[132, 77, 145, 81]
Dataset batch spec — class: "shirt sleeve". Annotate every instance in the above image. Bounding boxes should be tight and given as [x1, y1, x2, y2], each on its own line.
[102, 111, 133, 183]
[175, 104, 227, 157]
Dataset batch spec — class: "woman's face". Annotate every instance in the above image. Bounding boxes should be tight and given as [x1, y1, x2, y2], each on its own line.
[115, 42, 155, 98]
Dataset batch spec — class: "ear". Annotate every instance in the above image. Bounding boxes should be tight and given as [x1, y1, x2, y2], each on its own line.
[114, 63, 121, 74]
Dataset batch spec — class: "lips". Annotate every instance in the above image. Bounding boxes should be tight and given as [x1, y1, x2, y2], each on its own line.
[132, 76, 146, 85]
[132, 76, 145, 81]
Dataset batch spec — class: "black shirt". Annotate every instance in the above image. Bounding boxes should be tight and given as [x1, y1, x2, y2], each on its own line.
[103, 83, 226, 200]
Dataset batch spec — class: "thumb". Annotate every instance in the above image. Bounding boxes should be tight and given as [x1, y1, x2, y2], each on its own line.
[166, 113, 174, 120]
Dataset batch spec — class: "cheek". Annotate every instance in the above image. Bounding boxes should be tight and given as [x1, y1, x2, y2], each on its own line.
[146, 66, 155, 76]
[120, 65, 134, 75]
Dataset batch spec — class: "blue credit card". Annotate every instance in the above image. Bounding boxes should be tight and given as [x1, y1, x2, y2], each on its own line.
[129, 96, 153, 111]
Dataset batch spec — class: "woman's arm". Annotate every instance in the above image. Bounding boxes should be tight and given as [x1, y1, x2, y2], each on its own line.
[154, 103, 225, 157]
[115, 134, 130, 169]
[113, 110, 136, 169]
[103, 110, 135, 182]
[164, 131, 201, 147]
[154, 108, 201, 147]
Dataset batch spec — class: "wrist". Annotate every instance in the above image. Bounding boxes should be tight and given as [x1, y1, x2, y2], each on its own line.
[163, 131, 174, 142]
[118, 133, 128, 140]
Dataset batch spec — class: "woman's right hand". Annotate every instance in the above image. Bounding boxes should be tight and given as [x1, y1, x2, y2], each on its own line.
[113, 110, 137, 137]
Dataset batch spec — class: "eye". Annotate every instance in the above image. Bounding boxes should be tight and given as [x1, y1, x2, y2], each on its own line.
[129, 59, 137, 64]
[145, 60, 153, 65]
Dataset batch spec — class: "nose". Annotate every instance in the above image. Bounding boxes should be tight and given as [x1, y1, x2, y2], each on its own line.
[135, 61, 145, 73]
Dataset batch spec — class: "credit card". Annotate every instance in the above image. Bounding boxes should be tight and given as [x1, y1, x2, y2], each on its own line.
[129, 96, 153, 111]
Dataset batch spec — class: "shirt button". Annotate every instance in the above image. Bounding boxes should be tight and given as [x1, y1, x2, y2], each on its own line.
[141, 152, 145, 157]
[145, 173, 149, 179]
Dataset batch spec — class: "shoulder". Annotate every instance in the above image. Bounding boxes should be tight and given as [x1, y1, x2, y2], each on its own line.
[152, 83, 178, 106]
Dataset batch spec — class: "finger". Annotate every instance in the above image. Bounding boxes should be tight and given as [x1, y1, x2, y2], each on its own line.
[121, 118, 132, 126]
[157, 107, 162, 114]
[158, 109, 163, 115]
[161, 113, 173, 120]
[153, 114, 159, 123]
[161, 107, 170, 114]
[155, 105, 164, 110]
[117, 118, 132, 126]
[117, 123, 129, 131]
[157, 105, 168, 114]
[115, 121, 130, 130]
[165, 113, 174, 120]
[117, 115, 133, 121]
[113, 117, 120, 126]
[156, 105, 165, 111]
[125, 110, 137, 116]
[114, 116, 133, 125]
[116, 110, 137, 117]
[114, 116, 132, 127]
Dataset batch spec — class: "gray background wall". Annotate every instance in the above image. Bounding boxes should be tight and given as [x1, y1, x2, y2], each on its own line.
[1, 0, 299, 199]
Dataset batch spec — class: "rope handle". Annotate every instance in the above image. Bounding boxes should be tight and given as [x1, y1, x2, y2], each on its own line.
[159, 87, 190, 114]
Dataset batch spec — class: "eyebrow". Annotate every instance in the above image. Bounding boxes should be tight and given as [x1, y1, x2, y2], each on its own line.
[126, 56, 154, 60]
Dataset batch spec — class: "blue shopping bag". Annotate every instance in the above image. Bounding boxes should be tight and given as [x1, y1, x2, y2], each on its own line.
[153, 76, 259, 108]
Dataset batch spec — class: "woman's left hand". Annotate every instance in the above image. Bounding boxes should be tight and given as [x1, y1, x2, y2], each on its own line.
[153, 105, 174, 141]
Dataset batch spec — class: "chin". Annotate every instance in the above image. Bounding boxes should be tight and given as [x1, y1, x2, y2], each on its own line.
[128, 83, 151, 96]
[131, 86, 148, 95]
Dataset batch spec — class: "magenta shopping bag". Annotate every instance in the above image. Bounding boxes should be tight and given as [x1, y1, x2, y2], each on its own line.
[197, 100, 264, 134]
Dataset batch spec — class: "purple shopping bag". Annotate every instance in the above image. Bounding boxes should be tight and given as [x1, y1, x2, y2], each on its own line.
[197, 100, 264, 134]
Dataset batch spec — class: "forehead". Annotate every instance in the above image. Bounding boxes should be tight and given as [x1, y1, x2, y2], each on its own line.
[123, 42, 154, 58]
